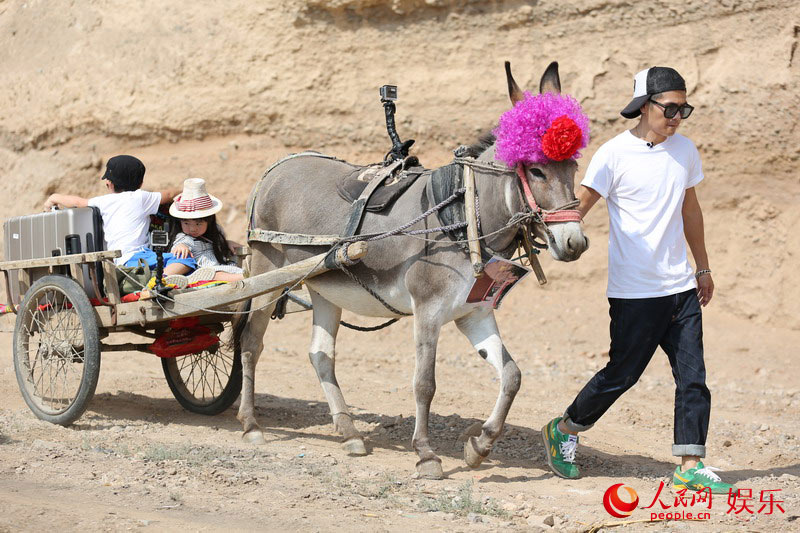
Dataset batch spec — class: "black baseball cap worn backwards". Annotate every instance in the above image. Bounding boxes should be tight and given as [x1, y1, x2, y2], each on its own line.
[101, 155, 146, 192]
[620, 66, 687, 119]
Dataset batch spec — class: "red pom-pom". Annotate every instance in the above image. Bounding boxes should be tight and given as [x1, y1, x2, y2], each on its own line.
[541, 115, 583, 161]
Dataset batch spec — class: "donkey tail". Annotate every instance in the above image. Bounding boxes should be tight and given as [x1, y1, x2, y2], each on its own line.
[231, 299, 252, 354]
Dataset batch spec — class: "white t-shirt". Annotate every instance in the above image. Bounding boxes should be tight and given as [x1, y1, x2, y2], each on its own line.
[581, 131, 704, 298]
[88, 190, 162, 265]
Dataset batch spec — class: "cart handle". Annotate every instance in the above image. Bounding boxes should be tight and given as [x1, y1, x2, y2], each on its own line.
[0, 250, 121, 272]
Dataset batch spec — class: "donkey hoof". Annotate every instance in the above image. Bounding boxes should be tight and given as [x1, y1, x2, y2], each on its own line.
[242, 429, 267, 445]
[342, 437, 368, 456]
[416, 458, 444, 480]
[458, 422, 483, 442]
[464, 436, 486, 468]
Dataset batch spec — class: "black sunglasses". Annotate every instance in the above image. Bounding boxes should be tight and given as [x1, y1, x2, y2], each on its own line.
[649, 98, 694, 119]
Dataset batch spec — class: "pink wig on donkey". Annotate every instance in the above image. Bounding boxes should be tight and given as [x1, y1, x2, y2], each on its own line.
[494, 92, 590, 167]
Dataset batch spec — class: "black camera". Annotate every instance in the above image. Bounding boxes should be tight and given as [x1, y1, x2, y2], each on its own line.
[149, 229, 170, 252]
[380, 85, 398, 102]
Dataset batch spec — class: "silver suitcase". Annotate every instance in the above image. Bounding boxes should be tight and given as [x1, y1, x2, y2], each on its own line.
[3, 207, 105, 303]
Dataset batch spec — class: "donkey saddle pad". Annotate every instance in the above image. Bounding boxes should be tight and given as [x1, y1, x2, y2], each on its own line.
[336, 160, 426, 213]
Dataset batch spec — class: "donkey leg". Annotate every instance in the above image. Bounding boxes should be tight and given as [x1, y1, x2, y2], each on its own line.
[411, 315, 444, 479]
[455, 310, 522, 468]
[236, 292, 276, 445]
[307, 290, 367, 456]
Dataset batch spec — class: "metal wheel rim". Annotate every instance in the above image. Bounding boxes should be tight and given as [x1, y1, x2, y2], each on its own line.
[17, 285, 88, 415]
[167, 343, 235, 406]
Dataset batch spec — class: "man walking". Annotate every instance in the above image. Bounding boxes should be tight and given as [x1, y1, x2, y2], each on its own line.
[541, 66, 736, 493]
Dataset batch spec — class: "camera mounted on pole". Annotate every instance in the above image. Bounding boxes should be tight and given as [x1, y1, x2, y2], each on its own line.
[380, 85, 415, 165]
[149, 223, 171, 300]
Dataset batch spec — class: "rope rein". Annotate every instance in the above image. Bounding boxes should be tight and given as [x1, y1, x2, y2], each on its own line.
[360, 187, 467, 242]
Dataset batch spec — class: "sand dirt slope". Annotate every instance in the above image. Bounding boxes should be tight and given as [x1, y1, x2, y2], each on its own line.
[1, 1, 799, 531]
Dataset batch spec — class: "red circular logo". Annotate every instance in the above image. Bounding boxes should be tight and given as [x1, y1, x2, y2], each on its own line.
[602, 483, 639, 518]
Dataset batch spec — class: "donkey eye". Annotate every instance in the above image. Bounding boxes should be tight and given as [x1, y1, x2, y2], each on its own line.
[530, 167, 546, 179]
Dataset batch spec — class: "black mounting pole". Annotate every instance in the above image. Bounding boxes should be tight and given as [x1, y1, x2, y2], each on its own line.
[154, 249, 166, 296]
[380, 86, 414, 165]
[383, 100, 404, 162]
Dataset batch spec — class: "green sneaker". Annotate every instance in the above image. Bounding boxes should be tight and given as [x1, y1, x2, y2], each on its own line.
[672, 462, 737, 494]
[542, 417, 579, 479]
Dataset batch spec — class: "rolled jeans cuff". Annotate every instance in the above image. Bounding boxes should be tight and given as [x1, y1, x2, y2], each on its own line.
[673, 444, 706, 457]
[562, 411, 594, 433]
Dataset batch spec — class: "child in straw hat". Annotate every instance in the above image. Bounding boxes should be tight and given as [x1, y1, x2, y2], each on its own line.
[168, 178, 243, 283]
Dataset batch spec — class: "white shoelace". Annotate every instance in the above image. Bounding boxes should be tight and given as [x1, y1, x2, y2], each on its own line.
[560, 435, 578, 463]
[695, 465, 722, 482]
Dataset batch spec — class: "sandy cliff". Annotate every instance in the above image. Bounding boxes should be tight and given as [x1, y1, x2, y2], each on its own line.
[0, 0, 798, 327]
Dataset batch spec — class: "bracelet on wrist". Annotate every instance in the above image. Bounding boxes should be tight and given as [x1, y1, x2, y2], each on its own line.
[695, 269, 712, 279]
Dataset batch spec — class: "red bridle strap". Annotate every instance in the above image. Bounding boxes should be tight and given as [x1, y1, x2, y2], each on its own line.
[515, 164, 582, 224]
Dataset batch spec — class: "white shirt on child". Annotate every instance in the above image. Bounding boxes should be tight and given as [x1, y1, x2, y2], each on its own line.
[581, 131, 704, 299]
[88, 190, 161, 265]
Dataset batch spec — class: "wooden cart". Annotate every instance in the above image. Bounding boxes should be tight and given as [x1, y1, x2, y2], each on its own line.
[0, 243, 365, 426]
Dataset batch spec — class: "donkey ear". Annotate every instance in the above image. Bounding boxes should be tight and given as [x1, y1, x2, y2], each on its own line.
[539, 61, 562, 94]
[505, 61, 525, 105]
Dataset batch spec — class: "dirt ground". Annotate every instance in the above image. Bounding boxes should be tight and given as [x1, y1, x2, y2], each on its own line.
[2, 0, 800, 531]
[1, 257, 799, 533]
[0, 136, 798, 532]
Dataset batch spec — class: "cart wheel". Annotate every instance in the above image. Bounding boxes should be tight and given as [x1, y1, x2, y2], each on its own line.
[161, 323, 242, 415]
[13, 275, 101, 426]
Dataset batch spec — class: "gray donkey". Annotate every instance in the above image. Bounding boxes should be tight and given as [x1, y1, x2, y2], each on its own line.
[233, 62, 589, 479]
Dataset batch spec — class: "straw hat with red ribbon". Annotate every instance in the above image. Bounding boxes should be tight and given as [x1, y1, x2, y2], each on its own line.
[169, 178, 223, 219]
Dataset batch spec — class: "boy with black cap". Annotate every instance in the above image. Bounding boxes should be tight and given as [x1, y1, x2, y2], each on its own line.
[541, 67, 736, 494]
[44, 155, 196, 277]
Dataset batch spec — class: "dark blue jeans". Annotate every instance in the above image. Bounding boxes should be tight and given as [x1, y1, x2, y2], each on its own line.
[563, 289, 710, 457]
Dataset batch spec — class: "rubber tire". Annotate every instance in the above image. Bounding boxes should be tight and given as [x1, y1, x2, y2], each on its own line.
[161, 327, 242, 416]
[13, 275, 101, 426]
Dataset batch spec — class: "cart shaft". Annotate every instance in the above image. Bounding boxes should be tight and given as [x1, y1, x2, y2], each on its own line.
[110, 241, 367, 327]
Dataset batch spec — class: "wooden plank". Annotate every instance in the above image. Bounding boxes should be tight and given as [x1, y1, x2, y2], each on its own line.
[232, 245, 250, 268]
[93, 305, 115, 328]
[529, 255, 547, 285]
[101, 311, 228, 333]
[101, 260, 121, 305]
[100, 342, 152, 353]
[2, 270, 17, 312]
[463, 165, 483, 278]
[0, 250, 121, 271]
[520, 233, 547, 285]
[114, 242, 367, 326]
[69, 263, 85, 290]
[247, 229, 341, 246]
[19, 269, 31, 300]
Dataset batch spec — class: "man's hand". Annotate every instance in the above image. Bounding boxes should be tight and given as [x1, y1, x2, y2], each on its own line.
[683, 187, 713, 307]
[696, 272, 714, 306]
[171, 243, 193, 259]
